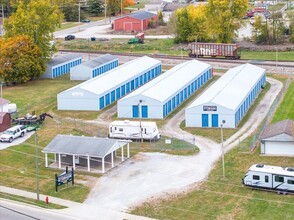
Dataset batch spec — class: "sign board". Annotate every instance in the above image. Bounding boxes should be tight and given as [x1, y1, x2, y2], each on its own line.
[55, 167, 74, 192]
[203, 106, 217, 111]
[165, 139, 172, 144]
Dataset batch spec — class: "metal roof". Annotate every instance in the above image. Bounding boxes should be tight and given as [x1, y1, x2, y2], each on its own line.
[248, 164, 294, 176]
[260, 119, 294, 139]
[127, 11, 156, 20]
[42, 135, 130, 158]
[187, 63, 265, 111]
[81, 54, 118, 69]
[47, 54, 82, 68]
[0, 98, 10, 106]
[60, 56, 161, 96]
[119, 60, 211, 103]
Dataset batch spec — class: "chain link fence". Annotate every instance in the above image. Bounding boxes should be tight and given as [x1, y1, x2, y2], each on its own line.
[238, 74, 292, 153]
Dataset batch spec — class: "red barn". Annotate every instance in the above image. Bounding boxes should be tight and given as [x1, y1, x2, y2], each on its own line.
[0, 112, 11, 132]
[113, 11, 158, 32]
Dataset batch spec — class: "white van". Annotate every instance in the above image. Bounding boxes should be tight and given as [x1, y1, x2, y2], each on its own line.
[0, 125, 27, 143]
[109, 120, 160, 140]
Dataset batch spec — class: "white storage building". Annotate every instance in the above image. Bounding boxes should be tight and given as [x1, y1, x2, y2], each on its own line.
[260, 119, 294, 156]
[42, 54, 82, 79]
[70, 54, 119, 80]
[185, 63, 266, 128]
[57, 56, 162, 111]
[117, 60, 212, 119]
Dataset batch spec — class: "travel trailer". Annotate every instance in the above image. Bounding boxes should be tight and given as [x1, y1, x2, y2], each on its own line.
[109, 120, 160, 140]
[242, 164, 294, 194]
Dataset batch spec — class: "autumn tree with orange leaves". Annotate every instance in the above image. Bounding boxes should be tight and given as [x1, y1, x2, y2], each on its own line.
[0, 36, 45, 83]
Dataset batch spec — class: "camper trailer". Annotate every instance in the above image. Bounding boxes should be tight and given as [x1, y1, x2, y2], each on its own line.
[109, 120, 160, 140]
[242, 164, 294, 194]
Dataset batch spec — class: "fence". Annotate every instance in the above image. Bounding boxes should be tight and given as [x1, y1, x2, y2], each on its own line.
[239, 75, 292, 152]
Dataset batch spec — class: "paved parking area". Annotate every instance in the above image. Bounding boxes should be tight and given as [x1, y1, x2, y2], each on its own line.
[0, 131, 35, 150]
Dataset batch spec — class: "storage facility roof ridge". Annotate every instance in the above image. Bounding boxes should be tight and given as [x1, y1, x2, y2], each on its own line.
[187, 63, 265, 111]
[47, 54, 81, 67]
[81, 54, 117, 68]
[120, 60, 211, 102]
[60, 56, 161, 95]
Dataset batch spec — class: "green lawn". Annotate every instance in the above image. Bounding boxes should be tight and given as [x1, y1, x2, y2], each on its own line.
[55, 22, 79, 31]
[240, 51, 294, 61]
[132, 146, 294, 219]
[271, 81, 294, 123]
[57, 38, 294, 61]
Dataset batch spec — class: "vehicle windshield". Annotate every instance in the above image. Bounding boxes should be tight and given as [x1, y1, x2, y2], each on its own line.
[3, 130, 14, 135]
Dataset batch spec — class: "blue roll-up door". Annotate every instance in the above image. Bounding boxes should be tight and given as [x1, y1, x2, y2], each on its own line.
[111, 91, 115, 102]
[99, 97, 105, 109]
[116, 88, 120, 99]
[132, 105, 139, 118]
[212, 114, 218, 127]
[105, 94, 110, 105]
[202, 114, 208, 127]
[142, 105, 148, 118]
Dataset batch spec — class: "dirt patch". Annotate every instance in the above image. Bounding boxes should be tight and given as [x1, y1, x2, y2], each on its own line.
[75, 175, 98, 188]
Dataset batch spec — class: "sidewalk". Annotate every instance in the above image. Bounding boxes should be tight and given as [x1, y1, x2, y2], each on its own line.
[0, 186, 154, 220]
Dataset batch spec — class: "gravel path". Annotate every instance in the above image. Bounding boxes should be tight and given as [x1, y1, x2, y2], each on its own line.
[84, 77, 282, 212]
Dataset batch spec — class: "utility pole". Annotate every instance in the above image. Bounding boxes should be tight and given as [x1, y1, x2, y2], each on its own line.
[78, 1, 81, 31]
[104, 0, 107, 24]
[121, 0, 123, 17]
[35, 131, 40, 201]
[1, 5, 4, 36]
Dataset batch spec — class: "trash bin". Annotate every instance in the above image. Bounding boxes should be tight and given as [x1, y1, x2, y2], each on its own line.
[90, 37, 96, 41]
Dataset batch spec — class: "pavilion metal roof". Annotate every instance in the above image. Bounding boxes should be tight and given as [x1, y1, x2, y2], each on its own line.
[42, 135, 130, 158]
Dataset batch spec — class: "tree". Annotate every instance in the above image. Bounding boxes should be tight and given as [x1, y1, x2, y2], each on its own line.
[61, 4, 86, 22]
[158, 11, 164, 26]
[107, 0, 121, 16]
[0, 35, 45, 83]
[173, 4, 209, 43]
[252, 16, 269, 43]
[88, 0, 104, 16]
[206, 0, 248, 43]
[4, 0, 63, 60]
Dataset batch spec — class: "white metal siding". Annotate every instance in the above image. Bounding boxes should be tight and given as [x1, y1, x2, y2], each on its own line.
[263, 141, 294, 156]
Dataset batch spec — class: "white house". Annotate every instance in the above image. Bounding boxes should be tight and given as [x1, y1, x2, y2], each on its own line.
[260, 119, 294, 156]
[0, 97, 10, 112]
[185, 64, 266, 128]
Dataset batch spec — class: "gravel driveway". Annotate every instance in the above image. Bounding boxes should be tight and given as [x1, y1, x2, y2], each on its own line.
[85, 77, 282, 212]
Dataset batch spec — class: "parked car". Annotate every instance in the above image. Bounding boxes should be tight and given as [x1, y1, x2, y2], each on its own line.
[0, 125, 27, 143]
[82, 19, 91, 23]
[65, 35, 75, 41]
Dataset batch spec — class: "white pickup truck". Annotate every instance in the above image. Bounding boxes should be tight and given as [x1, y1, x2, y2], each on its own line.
[0, 125, 27, 143]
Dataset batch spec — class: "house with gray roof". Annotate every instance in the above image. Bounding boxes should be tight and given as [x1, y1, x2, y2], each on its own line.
[70, 54, 119, 80]
[260, 119, 294, 156]
[42, 135, 131, 173]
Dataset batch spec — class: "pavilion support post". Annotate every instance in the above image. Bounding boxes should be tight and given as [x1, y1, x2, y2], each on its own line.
[87, 156, 90, 172]
[58, 154, 61, 169]
[127, 143, 130, 158]
[121, 146, 124, 161]
[73, 155, 76, 170]
[111, 151, 114, 168]
[102, 157, 105, 173]
[45, 153, 48, 167]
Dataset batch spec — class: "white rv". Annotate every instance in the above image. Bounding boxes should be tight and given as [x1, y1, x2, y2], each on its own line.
[242, 164, 294, 194]
[109, 120, 160, 140]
